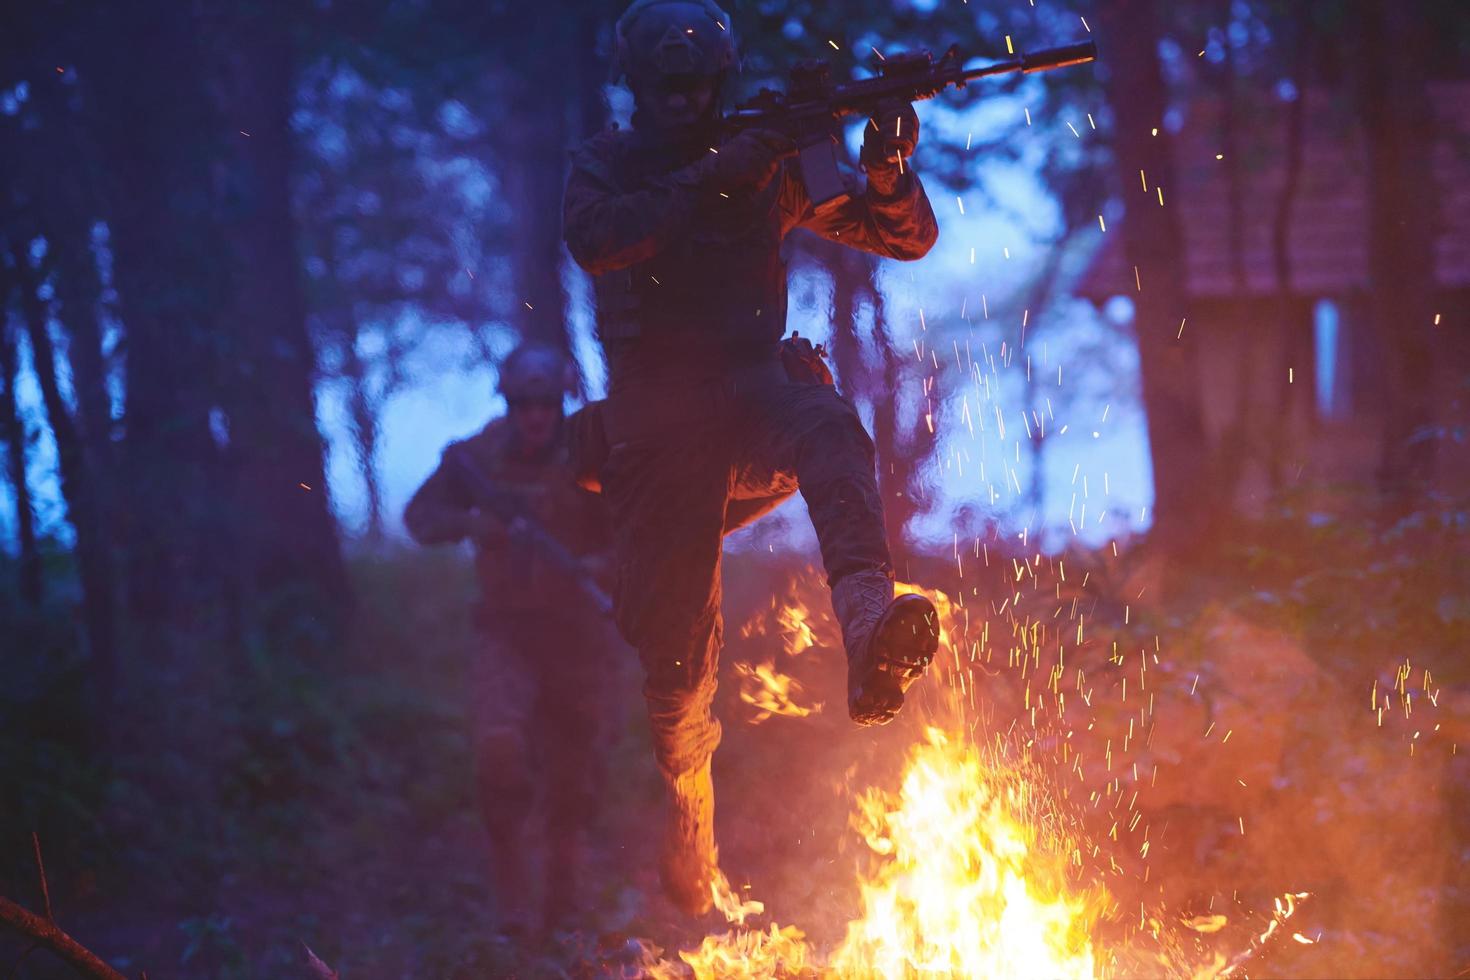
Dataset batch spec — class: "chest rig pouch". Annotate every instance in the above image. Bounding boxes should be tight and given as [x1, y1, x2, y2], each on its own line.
[591, 155, 792, 346]
[593, 266, 644, 342]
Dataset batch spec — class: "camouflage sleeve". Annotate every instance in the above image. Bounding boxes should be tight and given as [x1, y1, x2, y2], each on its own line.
[563, 134, 705, 276]
[403, 455, 477, 546]
[783, 163, 939, 261]
[579, 490, 619, 591]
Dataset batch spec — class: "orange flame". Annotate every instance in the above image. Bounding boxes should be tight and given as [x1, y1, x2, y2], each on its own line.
[741, 596, 826, 655]
[734, 660, 823, 724]
[829, 729, 1102, 978]
[664, 569, 1313, 978]
[654, 729, 1106, 978]
[774, 600, 818, 656]
[895, 580, 957, 650]
[640, 869, 810, 978]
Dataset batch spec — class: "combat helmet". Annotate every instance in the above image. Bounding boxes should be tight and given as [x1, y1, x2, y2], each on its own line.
[612, 0, 738, 85]
[498, 342, 574, 405]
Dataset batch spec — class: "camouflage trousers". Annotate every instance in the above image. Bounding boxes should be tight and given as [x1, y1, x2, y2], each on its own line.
[600, 365, 892, 777]
[471, 614, 626, 925]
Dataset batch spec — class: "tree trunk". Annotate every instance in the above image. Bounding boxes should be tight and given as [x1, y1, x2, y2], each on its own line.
[1268, 8, 1313, 491]
[497, 1, 615, 359]
[79, 7, 252, 914]
[3, 1, 120, 616]
[572, 9, 612, 140]
[1097, 0, 1216, 548]
[1020, 245, 1068, 520]
[869, 274, 932, 571]
[10, 246, 119, 729]
[823, 245, 866, 398]
[0, 304, 43, 607]
[1214, 4, 1255, 502]
[85, 1, 232, 632]
[23, 37, 118, 504]
[51, 229, 117, 498]
[502, 71, 575, 351]
[1356, 4, 1441, 500]
[342, 333, 385, 543]
[813, 239, 927, 571]
[211, 2, 351, 643]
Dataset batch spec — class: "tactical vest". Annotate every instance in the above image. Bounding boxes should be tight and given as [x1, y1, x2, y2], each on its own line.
[587, 133, 791, 349]
[456, 420, 607, 616]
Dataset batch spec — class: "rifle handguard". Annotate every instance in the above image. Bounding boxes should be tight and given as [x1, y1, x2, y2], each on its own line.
[722, 39, 1096, 210]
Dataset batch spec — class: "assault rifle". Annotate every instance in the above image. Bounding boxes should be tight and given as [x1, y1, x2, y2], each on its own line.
[444, 446, 614, 618]
[722, 39, 1097, 209]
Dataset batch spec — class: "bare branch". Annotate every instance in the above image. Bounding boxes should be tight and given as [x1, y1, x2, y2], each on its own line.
[31, 833, 53, 922]
[0, 896, 127, 980]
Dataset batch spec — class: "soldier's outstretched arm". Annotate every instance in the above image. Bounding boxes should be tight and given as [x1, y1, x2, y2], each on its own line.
[563, 131, 797, 275]
[785, 165, 939, 261]
[403, 455, 487, 546]
[784, 101, 938, 261]
[562, 136, 704, 276]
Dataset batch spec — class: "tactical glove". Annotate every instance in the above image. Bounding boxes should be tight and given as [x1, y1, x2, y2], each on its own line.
[689, 129, 797, 194]
[860, 100, 919, 196]
[778, 332, 835, 386]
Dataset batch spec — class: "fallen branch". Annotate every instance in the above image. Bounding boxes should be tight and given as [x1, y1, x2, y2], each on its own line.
[0, 835, 130, 980]
[0, 895, 127, 980]
[30, 835, 52, 923]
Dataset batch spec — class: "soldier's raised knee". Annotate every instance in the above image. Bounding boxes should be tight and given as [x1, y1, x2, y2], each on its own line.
[641, 656, 718, 705]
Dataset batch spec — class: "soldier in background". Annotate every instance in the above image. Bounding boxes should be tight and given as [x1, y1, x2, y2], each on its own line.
[404, 342, 623, 937]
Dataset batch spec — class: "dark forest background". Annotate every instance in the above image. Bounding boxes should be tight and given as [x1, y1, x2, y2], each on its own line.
[2, 0, 1468, 977]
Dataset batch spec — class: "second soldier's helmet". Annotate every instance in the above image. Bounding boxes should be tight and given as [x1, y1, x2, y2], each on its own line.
[498, 343, 575, 405]
[612, 0, 738, 85]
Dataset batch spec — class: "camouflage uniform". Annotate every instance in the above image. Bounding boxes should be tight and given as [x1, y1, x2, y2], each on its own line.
[563, 125, 938, 781]
[404, 416, 622, 930]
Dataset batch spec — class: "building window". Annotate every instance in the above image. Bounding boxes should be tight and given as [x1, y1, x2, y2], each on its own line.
[1313, 298, 1343, 420]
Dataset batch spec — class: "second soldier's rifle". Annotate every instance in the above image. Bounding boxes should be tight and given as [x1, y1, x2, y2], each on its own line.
[444, 446, 614, 618]
[722, 39, 1097, 210]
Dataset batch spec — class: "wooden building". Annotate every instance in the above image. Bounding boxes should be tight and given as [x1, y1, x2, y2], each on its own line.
[1079, 84, 1470, 508]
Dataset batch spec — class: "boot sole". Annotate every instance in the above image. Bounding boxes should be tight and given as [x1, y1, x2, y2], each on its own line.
[849, 593, 940, 726]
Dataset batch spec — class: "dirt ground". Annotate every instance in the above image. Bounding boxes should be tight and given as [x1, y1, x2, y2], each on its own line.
[3, 498, 1467, 978]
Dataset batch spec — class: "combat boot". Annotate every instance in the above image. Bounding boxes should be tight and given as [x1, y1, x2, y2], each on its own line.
[833, 569, 940, 726]
[658, 761, 718, 917]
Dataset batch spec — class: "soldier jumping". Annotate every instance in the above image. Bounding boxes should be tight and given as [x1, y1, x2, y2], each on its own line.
[563, 0, 945, 917]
